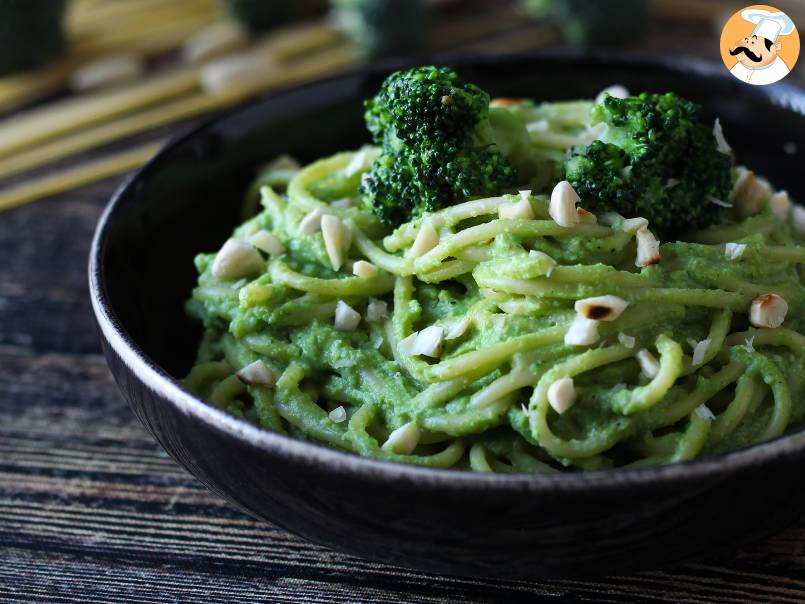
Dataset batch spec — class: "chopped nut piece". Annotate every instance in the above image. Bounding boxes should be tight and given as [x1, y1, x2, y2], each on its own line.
[212, 238, 264, 281]
[408, 220, 439, 258]
[236, 360, 275, 387]
[635, 228, 661, 267]
[695, 404, 716, 421]
[574, 295, 629, 322]
[622, 217, 649, 233]
[398, 332, 419, 356]
[328, 406, 347, 423]
[547, 377, 577, 415]
[713, 118, 732, 155]
[577, 208, 598, 224]
[412, 326, 444, 357]
[334, 300, 361, 331]
[366, 298, 388, 322]
[299, 209, 323, 234]
[636, 349, 660, 379]
[564, 315, 599, 346]
[321, 214, 349, 270]
[381, 422, 420, 455]
[692, 339, 711, 366]
[724, 242, 746, 260]
[549, 181, 581, 227]
[248, 230, 285, 257]
[731, 167, 771, 219]
[352, 260, 378, 278]
[618, 333, 636, 349]
[749, 294, 788, 328]
[770, 191, 792, 221]
[445, 316, 471, 340]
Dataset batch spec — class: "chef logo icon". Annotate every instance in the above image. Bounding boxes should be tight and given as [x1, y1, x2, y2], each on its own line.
[720, 5, 799, 85]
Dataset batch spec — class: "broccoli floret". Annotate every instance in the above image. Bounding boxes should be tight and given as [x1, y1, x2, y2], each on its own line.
[331, 0, 428, 60]
[364, 66, 491, 147]
[360, 66, 520, 226]
[562, 92, 732, 232]
[363, 144, 516, 226]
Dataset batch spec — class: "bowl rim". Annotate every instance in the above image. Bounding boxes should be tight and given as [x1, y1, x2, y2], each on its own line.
[89, 51, 805, 492]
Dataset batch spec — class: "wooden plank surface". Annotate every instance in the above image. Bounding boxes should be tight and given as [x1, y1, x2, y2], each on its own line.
[1, 137, 805, 604]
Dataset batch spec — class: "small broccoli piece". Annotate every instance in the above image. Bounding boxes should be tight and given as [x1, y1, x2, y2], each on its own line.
[360, 66, 520, 226]
[562, 92, 732, 232]
[331, 0, 428, 60]
[0, 0, 67, 76]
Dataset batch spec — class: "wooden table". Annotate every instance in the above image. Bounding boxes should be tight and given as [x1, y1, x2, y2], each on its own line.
[2, 66, 805, 604]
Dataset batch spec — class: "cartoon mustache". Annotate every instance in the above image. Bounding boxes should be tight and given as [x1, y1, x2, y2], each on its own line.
[730, 45, 763, 62]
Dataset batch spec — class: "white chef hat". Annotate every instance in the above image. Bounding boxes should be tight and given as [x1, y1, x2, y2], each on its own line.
[741, 9, 796, 43]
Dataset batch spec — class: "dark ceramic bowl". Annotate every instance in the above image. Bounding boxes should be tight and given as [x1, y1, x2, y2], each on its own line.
[89, 53, 805, 579]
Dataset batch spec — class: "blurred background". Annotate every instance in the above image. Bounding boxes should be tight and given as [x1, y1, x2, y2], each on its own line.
[0, 0, 802, 214]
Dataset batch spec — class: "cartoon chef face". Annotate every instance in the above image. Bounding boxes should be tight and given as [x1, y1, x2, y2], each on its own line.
[730, 34, 781, 68]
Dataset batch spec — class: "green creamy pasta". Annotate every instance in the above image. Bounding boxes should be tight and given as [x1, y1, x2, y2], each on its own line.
[185, 68, 805, 473]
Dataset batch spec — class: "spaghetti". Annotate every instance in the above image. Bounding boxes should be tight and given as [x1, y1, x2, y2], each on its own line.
[184, 92, 805, 473]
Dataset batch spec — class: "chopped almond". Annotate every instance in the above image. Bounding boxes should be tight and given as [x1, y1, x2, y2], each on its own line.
[381, 422, 420, 454]
[622, 217, 649, 233]
[321, 214, 349, 270]
[547, 377, 577, 414]
[749, 294, 788, 328]
[212, 238, 264, 280]
[248, 230, 285, 257]
[731, 168, 771, 219]
[713, 118, 732, 155]
[635, 228, 661, 267]
[408, 220, 439, 258]
[549, 181, 580, 227]
[574, 295, 629, 321]
[577, 208, 598, 224]
[564, 315, 599, 346]
[366, 298, 388, 322]
[352, 260, 378, 278]
[236, 360, 275, 387]
[334, 300, 361, 331]
[299, 209, 323, 234]
[770, 191, 792, 221]
[636, 349, 660, 379]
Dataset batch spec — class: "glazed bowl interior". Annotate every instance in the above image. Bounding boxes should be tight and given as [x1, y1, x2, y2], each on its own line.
[90, 53, 805, 576]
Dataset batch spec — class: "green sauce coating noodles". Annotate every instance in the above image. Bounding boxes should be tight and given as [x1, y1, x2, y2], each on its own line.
[184, 95, 805, 473]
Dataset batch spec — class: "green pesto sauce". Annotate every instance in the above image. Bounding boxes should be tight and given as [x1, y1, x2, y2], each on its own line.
[185, 136, 805, 472]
